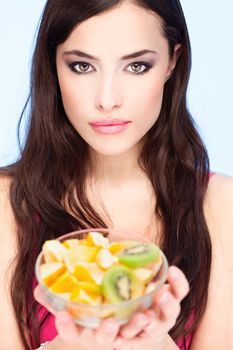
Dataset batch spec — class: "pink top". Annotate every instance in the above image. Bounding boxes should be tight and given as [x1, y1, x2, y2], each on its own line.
[31, 280, 57, 349]
[32, 172, 216, 349]
[176, 313, 194, 349]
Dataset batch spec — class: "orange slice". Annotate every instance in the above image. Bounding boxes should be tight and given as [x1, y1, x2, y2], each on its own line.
[42, 240, 67, 263]
[74, 262, 104, 285]
[40, 262, 66, 286]
[74, 264, 97, 283]
[108, 242, 125, 255]
[50, 271, 79, 293]
[77, 281, 101, 295]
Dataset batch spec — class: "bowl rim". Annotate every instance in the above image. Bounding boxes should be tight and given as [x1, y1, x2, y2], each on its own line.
[35, 228, 169, 309]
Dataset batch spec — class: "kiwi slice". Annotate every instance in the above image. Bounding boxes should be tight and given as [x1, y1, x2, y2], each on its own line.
[101, 265, 134, 303]
[118, 242, 160, 268]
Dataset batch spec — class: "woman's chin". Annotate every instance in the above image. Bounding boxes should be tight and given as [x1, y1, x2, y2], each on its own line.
[88, 144, 137, 158]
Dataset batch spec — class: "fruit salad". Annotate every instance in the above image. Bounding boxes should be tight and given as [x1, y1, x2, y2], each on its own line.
[40, 231, 163, 306]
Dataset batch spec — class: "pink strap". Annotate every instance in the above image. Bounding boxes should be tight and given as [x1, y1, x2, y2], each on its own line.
[31, 279, 57, 348]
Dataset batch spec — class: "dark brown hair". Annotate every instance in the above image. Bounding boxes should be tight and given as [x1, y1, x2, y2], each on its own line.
[1, 0, 211, 348]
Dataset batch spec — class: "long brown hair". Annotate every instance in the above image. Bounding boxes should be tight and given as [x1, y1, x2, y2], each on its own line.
[1, 0, 211, 348]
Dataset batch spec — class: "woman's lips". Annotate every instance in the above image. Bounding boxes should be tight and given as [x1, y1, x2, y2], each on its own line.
[89, 119, 131, 134]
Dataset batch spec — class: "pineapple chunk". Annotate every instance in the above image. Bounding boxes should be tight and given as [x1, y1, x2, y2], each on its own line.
[96, 249, 119, 269]
[42, 240, 67, 263]
[86, 231, 109, 248]
[64, 245, 100, 273]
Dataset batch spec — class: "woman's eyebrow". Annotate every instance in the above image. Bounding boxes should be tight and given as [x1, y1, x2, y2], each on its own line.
[62, 49, 157, 61]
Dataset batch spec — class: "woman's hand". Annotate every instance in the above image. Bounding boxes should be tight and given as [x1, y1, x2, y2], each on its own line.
[113, 266, 189, 350]
[34, 265, 189, 350]
[33, 286, 120, 350]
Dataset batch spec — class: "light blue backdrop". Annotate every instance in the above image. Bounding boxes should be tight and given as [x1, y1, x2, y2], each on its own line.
[1, 1, 232, 175]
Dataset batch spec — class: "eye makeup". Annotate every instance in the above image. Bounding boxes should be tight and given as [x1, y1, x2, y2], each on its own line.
[66, 60, 154, 76]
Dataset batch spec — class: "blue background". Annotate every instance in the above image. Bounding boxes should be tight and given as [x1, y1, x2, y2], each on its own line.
[1, 1, 232, 175]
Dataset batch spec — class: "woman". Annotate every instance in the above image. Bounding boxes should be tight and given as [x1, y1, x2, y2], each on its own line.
[0, 0, 232, 349]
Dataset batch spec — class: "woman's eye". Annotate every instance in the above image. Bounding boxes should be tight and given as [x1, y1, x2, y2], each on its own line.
[68, 62, 94, 74]
[68, 61, 152, 75]
[127, 62, 152, 75]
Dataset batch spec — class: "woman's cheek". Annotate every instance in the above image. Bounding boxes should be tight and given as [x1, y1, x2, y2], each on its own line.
[60, 82, 90, 120]
[133, 80, 165, 119]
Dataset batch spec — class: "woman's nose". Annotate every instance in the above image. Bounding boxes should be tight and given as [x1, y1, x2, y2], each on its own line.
[95, 77, 122, 112]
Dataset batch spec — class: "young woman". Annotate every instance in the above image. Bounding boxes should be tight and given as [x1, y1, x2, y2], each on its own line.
[1, 0, 232, 349]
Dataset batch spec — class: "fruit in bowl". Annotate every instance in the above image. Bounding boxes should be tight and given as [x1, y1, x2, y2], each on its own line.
[35, 228, 168, 328]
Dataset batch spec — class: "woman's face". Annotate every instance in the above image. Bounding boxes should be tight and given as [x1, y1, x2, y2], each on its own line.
[56, 1, 179, 156]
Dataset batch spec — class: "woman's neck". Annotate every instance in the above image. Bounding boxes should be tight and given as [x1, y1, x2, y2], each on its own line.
[88, 143, 145, 187]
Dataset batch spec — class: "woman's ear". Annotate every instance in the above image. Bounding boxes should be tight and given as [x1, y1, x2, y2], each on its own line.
[165, 43, 182, 81]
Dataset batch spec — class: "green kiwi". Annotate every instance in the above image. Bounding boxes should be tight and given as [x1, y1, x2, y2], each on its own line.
[118, 242, 160, 268]
[101, 265, 134, 303]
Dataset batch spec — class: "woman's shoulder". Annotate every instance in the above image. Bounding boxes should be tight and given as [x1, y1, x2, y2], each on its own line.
[0, 174, 25, 349]
[205, 172, 233, 232]
[0, 173, 13, 208]
[205, 172, 233, 217]
[0, 173, 16, 243]
[191, 179, 233, 348]
[0, 172, 12, 191]
[208, 171, 233, 189]
[0, 174, 14, 215]
[204, 171, 233, 270]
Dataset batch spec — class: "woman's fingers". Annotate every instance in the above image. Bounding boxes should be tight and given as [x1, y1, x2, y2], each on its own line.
[95, 318, 120, 344]
[167, 266, 190, 302]
[119, 312, 150, 339]
[55, 311, 81, 344]
[153, 285, 181, 322]
[57, 316, 120, 348]
[34, 285, 120, 348]
[146, 265, 189, 329]
[33, 285, 46, 304]
[34, 285, 83, 344]
[143, 310, 158, 333]
[34, 266, 189, 349]
[114, 267, 190, 349]
[33, 285, 55, 314]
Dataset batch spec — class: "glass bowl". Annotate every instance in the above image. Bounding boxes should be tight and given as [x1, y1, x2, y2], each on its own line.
[35, 228, 168, 328]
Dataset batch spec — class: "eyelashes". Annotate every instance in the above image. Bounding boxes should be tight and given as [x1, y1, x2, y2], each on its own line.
[67, 61, 153, 76]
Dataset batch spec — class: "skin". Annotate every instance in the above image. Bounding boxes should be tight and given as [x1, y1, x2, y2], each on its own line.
[1, 1, 233, 350]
